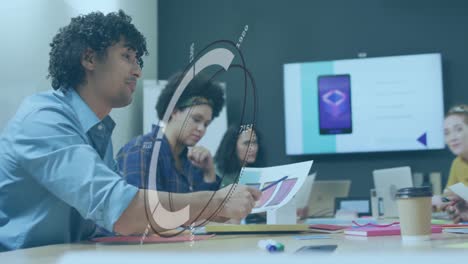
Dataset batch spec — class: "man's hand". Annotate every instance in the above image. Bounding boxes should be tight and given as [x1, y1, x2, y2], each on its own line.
[188, 146, 216, 183]
[215, 184, 261, 220]
[446, 199, 468, 223]
[436, 190, 460, 211]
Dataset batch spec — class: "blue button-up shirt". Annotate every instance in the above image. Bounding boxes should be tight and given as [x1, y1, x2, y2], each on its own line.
[116, 125, 221, 193]
[0, 88, 138, 251]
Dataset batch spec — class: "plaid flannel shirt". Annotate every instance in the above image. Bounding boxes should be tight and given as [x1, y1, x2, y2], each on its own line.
[116, 125, 221, 193]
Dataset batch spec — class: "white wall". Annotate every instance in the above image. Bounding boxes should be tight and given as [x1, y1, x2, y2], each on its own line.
[0, 0, 158, 154]
[0, 1, 73, 131]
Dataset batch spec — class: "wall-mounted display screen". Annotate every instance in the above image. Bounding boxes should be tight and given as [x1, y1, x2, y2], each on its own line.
[284, 53, 444, 155]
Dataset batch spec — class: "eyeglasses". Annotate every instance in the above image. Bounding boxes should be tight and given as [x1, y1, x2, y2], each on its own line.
[448, 105, 468, 114]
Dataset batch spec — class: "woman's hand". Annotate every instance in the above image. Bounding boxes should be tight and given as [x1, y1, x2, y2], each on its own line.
[188, 146, 216, 183]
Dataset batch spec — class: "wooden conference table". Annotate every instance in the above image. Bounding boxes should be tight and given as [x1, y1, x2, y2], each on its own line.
[1, 232, 468, 264]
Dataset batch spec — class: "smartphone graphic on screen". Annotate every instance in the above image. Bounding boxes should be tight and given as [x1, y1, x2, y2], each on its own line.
[317, 74, 352, 135]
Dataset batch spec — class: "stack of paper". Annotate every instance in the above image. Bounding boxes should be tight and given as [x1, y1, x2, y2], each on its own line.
[344, 225, 443, 237]
[308, 224, 349, 234]
[443, 228, 468, 234]
[448, 183, 468, 200]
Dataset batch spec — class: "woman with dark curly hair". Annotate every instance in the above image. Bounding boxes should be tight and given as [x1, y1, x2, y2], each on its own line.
[117, 72, 226, 193]
[215, 125, 262, 187]
[0, 10, 260, 251]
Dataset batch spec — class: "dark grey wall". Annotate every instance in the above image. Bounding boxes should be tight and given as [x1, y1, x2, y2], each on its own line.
[158, 0, 468, 196]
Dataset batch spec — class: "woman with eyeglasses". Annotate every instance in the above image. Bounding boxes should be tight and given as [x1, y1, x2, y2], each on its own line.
[439, 104, 468, 223]
[444, 104, 468, 189]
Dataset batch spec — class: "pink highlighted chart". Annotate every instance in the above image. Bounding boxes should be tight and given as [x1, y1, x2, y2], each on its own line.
[265, 178, 298, 207]
[255, 182, 277, 208]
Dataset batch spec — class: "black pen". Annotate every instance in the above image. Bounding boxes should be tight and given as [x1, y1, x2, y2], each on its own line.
[441, 197, 451, 203]
[261, 176, 288, 192]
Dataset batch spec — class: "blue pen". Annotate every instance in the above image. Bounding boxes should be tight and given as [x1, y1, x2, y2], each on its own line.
[261, 176, 288, 192]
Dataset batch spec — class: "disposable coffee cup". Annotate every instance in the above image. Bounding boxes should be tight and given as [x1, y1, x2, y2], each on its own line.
[396, 187, 433, 241]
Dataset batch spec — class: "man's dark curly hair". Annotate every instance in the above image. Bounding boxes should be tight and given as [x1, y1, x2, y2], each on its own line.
[156, 72, 225, 120]
[48, 10, 148, 90]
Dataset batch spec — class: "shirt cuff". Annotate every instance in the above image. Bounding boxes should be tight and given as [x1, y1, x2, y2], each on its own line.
[197, 175, 222, 191]
[100, 182, 139, 232]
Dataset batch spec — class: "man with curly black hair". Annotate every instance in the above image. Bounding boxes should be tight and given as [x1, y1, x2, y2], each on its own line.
[116, 72, 225, 193]
[0, 10, 260, 251]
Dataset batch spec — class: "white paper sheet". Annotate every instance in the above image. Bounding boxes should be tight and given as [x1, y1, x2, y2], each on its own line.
[238, 160, 313, 213]
[448, 182, 468, 201]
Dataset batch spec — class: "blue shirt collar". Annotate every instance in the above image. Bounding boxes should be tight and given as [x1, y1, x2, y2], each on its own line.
[61, 87, 114, 133]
